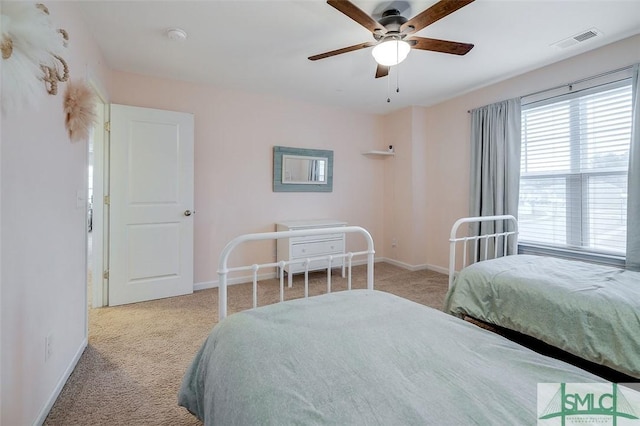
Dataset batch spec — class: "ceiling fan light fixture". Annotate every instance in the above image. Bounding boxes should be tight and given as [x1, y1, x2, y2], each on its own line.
[372, 39, 410, 66]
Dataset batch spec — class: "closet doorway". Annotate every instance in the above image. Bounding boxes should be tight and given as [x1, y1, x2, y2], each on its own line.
[87, 89, 108, 309]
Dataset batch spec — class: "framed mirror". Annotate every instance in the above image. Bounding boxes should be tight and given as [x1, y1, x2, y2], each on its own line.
[273, 146, 333, 192]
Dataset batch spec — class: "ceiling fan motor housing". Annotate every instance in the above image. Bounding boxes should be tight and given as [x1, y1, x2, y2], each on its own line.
[375, 9, 408, 40]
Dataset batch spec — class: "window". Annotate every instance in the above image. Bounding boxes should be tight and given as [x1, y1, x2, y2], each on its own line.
[519, 80, 633, 258]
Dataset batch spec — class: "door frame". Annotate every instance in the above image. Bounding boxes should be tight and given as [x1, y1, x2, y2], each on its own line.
[87, 80, 109, 309]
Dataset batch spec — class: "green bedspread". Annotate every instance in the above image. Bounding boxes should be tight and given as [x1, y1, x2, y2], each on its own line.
[445, 255, 640, 379]
[179, 289, 604, 425]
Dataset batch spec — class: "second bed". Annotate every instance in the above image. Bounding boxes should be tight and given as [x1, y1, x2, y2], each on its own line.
[445, 215, 640, 379]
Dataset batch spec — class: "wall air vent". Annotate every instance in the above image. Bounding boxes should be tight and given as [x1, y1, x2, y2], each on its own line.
[552, 28, 602, 49]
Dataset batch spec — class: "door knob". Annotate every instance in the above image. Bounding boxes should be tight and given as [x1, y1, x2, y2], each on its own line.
[184, 210, 192, 216]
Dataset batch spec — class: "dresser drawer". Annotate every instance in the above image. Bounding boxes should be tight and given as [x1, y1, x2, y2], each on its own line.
[288, 257, 343, 274]
[291, 239, 344, 258]
[290, 233, 344, 244]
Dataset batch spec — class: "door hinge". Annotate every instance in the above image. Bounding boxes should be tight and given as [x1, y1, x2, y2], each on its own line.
[104, 121, 111, 132]
[103, 270, 109, 280]
[104, 195, 110, 205]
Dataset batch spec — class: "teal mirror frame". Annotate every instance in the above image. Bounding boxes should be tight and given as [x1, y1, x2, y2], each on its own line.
[273, 146, 334, 192]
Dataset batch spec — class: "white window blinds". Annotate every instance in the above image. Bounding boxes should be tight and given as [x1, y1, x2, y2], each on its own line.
[519, 80, 633, 256]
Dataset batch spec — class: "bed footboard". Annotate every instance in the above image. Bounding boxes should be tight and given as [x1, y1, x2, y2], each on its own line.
[448, 215, 518, 288]
[217, 226, 375, 321]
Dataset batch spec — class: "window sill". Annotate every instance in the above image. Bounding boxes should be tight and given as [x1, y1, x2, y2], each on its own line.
[518, 243, 625, 268]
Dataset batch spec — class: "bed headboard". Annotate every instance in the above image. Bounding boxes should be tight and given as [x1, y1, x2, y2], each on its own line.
[448, 215, 518, 289]
[217, 226, 375, 321]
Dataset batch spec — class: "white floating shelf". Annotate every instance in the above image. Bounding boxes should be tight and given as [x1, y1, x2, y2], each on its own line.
[362, 150, 395, 157]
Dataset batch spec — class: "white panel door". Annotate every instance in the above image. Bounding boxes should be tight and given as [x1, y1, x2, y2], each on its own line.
[108, 104, 194, 306]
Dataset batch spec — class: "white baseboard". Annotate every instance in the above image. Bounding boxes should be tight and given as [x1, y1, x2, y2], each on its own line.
[423, 263, 449, 275]
[380, 257, 416, 270]
[34, 337, 88, 426]
[378, 258, 449, 275]
[194, 258, 448, 291]
[194, 271, 278, 291]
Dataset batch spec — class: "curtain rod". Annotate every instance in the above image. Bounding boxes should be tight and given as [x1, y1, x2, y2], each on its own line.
[521, 64, 635, 99]
[467, 63, 637, 113]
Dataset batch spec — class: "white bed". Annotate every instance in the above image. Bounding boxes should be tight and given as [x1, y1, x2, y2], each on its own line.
[445, 215, 640, 379]
[178, 225, 618, 425]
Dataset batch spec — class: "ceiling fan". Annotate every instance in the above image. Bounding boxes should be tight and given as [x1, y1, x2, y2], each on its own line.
[309, 0, 475, 78]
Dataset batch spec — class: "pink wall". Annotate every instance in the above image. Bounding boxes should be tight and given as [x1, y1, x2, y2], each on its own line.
[381, 108, 412, 265]
[1, 2, 109, 424]
[380, 106, 434, 271]
[409, 107, 430, 266]
[108, 71, 387, 285]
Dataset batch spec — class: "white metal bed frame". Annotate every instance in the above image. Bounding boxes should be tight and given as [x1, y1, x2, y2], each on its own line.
[448, 215, 519, 289]
[217, 226, 375, 321]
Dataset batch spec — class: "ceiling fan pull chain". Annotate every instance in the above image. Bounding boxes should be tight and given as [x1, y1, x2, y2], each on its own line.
[387, 71, 391, 103]
[396, 46, 400, 93]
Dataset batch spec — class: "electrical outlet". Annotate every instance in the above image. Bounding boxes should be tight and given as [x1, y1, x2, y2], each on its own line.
[45, 333, 53, 362]
[391, 238, 398, 248]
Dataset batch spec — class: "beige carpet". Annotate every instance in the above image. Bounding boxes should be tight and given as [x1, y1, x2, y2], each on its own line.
[44, 263, 449, 425]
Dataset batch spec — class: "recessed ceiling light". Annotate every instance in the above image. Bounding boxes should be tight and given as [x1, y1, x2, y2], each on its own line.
[166, 28, 187, 41]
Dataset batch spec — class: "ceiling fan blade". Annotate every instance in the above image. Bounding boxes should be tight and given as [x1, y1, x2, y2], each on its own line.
[327, 0, 385, 34]
[401, 0, 474, 35]
[408, 36, 474, 55]
[375, 64, 389, 79]
[308, 42, 375, 61]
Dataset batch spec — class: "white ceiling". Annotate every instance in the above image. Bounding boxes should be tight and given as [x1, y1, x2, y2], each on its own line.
[75, 0, 640, 115]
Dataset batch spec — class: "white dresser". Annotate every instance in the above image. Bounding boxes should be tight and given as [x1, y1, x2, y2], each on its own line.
[276, 219, 347, 287]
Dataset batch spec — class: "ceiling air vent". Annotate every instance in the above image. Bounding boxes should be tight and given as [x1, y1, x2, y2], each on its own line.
[552, 28, 602, 49]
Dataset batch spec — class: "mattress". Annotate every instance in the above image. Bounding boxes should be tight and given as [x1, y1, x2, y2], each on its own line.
[444, 254, 640, 378]
[179, 289, 603, 425]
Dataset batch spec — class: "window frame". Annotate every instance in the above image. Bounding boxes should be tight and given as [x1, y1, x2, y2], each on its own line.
[518, 77, 633, 266]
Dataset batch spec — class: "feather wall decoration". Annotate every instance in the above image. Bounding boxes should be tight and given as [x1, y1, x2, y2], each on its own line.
[1, 2, 66, 114]
[64, 80, 96, 142]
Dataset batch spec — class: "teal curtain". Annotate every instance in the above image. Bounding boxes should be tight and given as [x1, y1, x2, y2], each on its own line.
[469, 98, 521, 257]
[627, 65, 640, 271]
